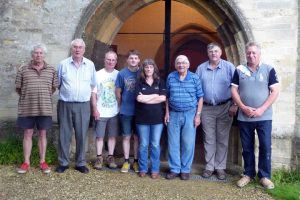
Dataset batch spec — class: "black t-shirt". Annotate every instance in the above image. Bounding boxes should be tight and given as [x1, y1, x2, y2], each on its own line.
[135, 79, 166, 124]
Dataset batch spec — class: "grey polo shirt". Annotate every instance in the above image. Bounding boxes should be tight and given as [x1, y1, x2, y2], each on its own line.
[231, 63, 279, 121]
[196, 59, 235, 105]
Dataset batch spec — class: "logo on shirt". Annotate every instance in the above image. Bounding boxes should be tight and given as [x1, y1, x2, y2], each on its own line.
[124, 78, 136, 92]
[259, 73, 264, 81]
[237, 65, 251, 77]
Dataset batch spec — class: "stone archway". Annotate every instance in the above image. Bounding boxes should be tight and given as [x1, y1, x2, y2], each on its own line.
[74, 0, 253, 66]
[74, 0, 253, 171]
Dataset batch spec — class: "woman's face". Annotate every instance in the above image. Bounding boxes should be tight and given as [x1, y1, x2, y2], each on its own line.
[144, 64, 154, 77]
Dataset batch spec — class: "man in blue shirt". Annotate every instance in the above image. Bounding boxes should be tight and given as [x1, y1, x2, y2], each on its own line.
[232, 42, 279, 189]
[115, 50, 140, 173]
[165, 55, 204, 180]
[196, 43, 237, 180]
[56, 38, 96, 174]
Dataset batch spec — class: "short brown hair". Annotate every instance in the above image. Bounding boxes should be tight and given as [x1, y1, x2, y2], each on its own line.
[127, 49, 140, 58]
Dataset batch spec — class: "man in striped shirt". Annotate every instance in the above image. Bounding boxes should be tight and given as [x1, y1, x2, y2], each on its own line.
[164, 55, 204, 180]
[15, 44, 58, 174]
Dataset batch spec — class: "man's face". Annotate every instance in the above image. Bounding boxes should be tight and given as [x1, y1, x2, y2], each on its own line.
[246, 45, 261, 67]
[127, 55, 140, 68]
[104, 53, 117, 70]
[71, 42, 85, 60]
[207, 46, 222, 63]
[175, 58, 189, 74]
[32, 48, 45, 64]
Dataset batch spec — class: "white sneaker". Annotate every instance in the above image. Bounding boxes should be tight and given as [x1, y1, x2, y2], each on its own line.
[237, 175, 251, 188]
[260, 177, 275, 189]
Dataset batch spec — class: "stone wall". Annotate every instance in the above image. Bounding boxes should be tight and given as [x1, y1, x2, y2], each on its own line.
[232, 0, 298, 169]
[0, 0, 91, 120]
[0, 0, 299, 169]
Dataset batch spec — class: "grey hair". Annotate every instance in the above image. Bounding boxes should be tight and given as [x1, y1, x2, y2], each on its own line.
[105, 50, 117, 60]
[207, 42, 222, 51]
[31, 44, 47, 55]
[71, 38, 86, 48]
[175, 55, 190, 65]
[246, 41, 261, 53]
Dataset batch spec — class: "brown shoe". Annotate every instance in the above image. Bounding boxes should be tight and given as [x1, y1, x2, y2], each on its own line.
[151, 173, 159, 179]
[216, 169, 226, 180]
[139, 172, 147, 177]
[166, 172, 179, 180]
[94, 156, 103, 170]
[202, 170, 213, 178]
[106, 155, 117, 169]
[180, 173, 190, 180]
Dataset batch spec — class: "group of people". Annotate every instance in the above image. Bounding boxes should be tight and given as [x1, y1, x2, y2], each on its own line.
[15, 38, 279, 189]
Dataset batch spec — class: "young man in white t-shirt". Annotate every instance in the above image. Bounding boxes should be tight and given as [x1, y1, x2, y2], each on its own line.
[91, 50, 119, 169]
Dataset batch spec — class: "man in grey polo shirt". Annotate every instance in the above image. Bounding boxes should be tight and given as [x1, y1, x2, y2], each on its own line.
[56, 38, 97, 174]
[231, 41, 279, 189]
[196, 42, 237, 180]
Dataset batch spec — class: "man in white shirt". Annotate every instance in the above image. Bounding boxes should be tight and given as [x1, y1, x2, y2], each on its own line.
[56, 38, 96, 174]
[91, 50, 119, 170]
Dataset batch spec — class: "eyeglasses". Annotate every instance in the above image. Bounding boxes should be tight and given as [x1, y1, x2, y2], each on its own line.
[176, 61, 188, 65]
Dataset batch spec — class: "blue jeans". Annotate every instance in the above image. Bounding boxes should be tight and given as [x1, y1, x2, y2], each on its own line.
[238, 120, 272, 179]
[136, 123, 163, 173]
[167, 108, 197, 173]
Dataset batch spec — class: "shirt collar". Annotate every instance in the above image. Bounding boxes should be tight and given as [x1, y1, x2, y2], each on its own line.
[175, 70, 192, 81]
[207, 59, 222, 70]
[70, 56, 86, 65]
[246, 61, 262, 72]
[29, 60, 47, 69]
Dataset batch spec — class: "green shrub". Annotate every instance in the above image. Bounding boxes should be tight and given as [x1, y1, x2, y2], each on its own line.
[0, 135, 57, 165]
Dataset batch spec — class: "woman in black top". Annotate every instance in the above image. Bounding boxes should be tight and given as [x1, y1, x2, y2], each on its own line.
[135, 59, 166, 179]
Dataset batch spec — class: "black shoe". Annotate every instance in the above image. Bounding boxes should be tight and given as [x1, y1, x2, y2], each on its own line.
[55, 165, 69, 173]
[202, 170, 213, 178]
[166, 172, 179, 180]
[75, 165, 89, 174]
[216, 169, 226, 180]
[180, 173, 190, 180]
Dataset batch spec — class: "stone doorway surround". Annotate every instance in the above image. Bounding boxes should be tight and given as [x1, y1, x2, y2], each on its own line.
[75, 0, 253, 70]
[73, 0, 253, 172]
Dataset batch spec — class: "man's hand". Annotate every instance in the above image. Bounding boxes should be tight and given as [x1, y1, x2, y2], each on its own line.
[93, 110, 100, 120]
[229, 105, 238, 117]
[241, 106, 256, 118]
[194, 115, 201, 128]
[252, 107, 265, 118]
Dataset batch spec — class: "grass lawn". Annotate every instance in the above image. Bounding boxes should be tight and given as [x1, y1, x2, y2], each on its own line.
[267, 169, 300, 200]
[0, 135, 57, 165]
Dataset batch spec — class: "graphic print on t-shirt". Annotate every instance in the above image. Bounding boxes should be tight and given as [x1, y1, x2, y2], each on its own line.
[101, 78, 117, 108]
[124, 78, 136, 92]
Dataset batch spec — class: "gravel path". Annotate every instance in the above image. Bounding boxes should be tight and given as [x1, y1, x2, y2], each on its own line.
[0, 165, 273, 200]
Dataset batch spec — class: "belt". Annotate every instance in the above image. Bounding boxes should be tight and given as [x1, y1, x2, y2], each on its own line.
[203, 98, 231, 106]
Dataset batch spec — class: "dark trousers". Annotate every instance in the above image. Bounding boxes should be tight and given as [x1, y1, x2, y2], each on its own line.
[57, 101, 90, 167]
[238, 120, 272, 179]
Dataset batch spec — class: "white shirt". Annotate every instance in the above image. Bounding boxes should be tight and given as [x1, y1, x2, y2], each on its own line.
[92, 68, 119, 118]
[58, 57, 96, 102]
